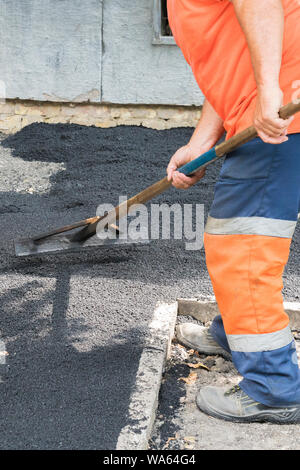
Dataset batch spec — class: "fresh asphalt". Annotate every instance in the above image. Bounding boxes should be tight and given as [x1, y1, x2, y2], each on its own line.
[0, 123, 299, 449]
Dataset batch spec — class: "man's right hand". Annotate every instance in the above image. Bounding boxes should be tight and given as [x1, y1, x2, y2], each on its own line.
[166, 144, 206, 189]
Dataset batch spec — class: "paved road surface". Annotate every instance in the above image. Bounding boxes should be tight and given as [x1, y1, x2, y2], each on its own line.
[0, 123, 299, 448]
[0, 123, 217, 449]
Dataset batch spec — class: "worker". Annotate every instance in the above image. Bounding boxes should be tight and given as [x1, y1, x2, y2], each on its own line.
[166, 0, 300, 423]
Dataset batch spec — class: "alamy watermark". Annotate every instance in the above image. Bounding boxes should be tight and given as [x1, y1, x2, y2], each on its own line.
[96, 196, 205, 251]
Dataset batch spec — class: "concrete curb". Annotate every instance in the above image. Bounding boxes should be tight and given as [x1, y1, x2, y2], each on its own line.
[177, 296, 300, 330]
[116, 302, 178, 450]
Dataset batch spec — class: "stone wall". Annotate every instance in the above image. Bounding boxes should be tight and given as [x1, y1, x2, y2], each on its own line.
[0, 0, 203, 107]
[0, 1, 204, 135]
[0, 100, 202, 134]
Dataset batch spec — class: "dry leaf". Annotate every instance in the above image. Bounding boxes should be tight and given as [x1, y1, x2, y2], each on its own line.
[162, 432, 179, 450]
[187, 361, 210, 371]
[184, 436, 195, 442]
[187, 349, 195, 355]
[184, 443, 195, 450]
[179, 371, 198, 385]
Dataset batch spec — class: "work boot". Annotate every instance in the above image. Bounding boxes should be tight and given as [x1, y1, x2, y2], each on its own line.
[176, 323, 231, 359]
[196, 384, 300, 424]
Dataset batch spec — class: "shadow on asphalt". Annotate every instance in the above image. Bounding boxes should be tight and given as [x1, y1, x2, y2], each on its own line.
[0, 123, 214, 449]
[0, 265, 144, 449]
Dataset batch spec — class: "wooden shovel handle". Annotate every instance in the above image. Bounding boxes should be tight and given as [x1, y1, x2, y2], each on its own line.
[35, 101, 300, 242]
[215, 100, 300, 157]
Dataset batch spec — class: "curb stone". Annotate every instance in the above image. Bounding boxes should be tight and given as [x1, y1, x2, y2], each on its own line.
[177, 296, 300, 330]
[116, 302, 178, 450]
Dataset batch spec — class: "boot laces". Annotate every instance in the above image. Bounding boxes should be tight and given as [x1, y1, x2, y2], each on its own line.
[225, 385, 260, 407]
[225, 384, 242, 396]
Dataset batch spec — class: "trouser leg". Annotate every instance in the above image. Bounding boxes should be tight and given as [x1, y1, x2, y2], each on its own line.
[209, 315, 231, 354]
[204, 134, 300, 407]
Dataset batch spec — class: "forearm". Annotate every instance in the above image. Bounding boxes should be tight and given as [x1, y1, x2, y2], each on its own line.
[231, 0, 292, 143]
[188, 99, 225, 152]
[167, 99, 224, 187]
[231, 0, 284, 91]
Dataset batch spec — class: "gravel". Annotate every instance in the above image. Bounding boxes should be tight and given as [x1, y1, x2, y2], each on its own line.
[0, 123, 217, 449]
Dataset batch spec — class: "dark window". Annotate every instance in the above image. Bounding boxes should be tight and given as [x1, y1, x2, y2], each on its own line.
[161, 0, 173, 37]
[153, 0, 175, 45]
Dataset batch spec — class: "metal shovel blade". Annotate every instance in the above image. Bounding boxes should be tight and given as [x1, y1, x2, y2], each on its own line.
[14, 232, 149, 257]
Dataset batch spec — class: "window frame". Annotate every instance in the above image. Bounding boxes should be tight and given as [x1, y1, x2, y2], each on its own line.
[152, 0, 176, 46]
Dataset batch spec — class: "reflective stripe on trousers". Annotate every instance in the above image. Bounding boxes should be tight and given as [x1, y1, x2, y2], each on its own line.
[205, 135, 300, 407]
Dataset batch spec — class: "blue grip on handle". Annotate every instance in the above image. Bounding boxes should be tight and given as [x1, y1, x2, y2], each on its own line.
[178, 147, 217, 176]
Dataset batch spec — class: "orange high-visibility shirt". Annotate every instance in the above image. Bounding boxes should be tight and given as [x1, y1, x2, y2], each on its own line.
[167, 0, 300, 138]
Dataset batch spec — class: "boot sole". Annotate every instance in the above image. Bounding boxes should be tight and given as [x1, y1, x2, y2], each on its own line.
[176, 327, 232, 361]
[196, 395, 300, 424]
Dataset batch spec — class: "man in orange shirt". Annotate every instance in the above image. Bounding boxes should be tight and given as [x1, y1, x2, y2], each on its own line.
[167, 0, 300, 423]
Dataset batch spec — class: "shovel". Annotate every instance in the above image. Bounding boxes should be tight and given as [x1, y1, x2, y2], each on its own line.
[14, 101, 300, 257]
